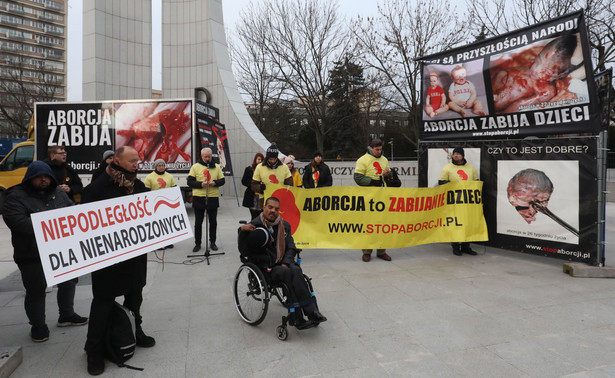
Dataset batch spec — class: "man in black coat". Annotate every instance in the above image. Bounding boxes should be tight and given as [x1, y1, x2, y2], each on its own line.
[41, 145, 83, 202]
[239, 197, 327, 329]
[82, 146, 154, 376]
[302, 151, 333, 188]
[3, 161, 88, 343]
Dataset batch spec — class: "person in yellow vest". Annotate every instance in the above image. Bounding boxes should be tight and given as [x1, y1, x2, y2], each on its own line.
[284, 155, 302, 187]
[354, 139, 392, 262]
[144, 159, 177, 190]
[145, 159, 177, 250]
[251, 144, 293, 200]
[438, 147, 478, 256]
[188, 148, 225, 252]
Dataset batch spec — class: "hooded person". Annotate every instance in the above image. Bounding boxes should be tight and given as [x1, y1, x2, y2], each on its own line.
[302, 151, 332, 188]
[438, 146, 478, 256]
[251, 143, 293, 199]
[3, 161, 88, 344]
[144, 158, 177, 191]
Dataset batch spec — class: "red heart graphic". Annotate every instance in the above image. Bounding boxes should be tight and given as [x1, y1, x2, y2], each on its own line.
[204, 170, 211, 182]
[157, 178, 167, 188]
[457, 170, 468, 180]
[269, 174, 279, 184]
[272, 189, 301, 234]
[313, 171, 320, 182]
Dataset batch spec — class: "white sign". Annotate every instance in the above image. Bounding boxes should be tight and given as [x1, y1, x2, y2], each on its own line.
[31, 186, 193, 286]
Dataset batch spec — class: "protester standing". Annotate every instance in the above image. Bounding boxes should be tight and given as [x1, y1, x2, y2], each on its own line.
[438, 147, 478, 256]
[3, 162, 88, 343]
[82, 146, 155, 376]
[284, 155, 302, 187]
[354, 139, 393, 262]
[302, 151, 332, 188]
[42, 145, 83, 202]
[251, 144, 293, 198]
[188, 147, 225, 252]
[242, 153, 264, 219]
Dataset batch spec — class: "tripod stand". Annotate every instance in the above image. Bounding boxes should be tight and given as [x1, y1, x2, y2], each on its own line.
[187, 169, 225, 265]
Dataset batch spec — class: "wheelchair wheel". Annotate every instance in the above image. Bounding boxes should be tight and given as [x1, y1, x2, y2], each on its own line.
[273, 286, 287, 305]
[233, 263, 269, 325]
[276, 325, 288, 341]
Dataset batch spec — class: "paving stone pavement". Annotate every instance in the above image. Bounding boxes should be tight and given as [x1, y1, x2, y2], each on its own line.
[1, 199, 615, 377]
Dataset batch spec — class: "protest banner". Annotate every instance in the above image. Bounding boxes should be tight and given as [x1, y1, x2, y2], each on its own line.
[35, 99, 194, 173]
[263, 182, 488, 250]
[419, 137, 599, 265]
[31, 186, 193, 286]
[417, 10, 599, 140]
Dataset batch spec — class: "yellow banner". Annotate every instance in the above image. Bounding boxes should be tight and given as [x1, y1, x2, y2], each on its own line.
[264, 181, 488, 249]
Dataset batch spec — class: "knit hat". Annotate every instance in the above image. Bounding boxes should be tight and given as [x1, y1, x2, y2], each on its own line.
[313, 151, 323, 158]
[266, 144, 279, 159]
[452, 147, 465, 157]
[283, 155, 295, 165]
[154, 158, 166, 167]
[102, 150, 114, 160]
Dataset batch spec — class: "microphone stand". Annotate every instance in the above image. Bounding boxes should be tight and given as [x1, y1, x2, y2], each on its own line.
[187, 165, 225, 265]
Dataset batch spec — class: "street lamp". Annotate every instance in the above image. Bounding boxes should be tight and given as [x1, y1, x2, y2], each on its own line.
[388, 138, 394, 161]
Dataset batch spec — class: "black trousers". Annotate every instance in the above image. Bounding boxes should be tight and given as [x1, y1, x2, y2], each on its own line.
[271, 263, 315, 315]
[84, 289, 143, 355]
[194, 207, 217, 245]
[17, 260, 78, 327]
[451, 242, 470, 251]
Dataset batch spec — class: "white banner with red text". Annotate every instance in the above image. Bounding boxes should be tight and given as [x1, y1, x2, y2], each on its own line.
[32, 186, 193, 286]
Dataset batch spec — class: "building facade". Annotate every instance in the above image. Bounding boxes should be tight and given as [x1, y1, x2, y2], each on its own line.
[0, 0, 66, 138]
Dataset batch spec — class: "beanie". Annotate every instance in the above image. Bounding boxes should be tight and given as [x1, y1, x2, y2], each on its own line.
[102, 150, 114, 160]
[313, 151, 322, 158]
[452, 147, 465, 157]
[266, 144, 279, 159]
[283, 155, 295, 165]
[154, 158, 166, 167]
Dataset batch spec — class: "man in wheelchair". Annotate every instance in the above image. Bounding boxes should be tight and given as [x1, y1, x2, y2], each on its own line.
[238, 197, 327, 329]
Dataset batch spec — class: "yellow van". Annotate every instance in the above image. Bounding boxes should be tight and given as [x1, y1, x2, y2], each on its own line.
[0, 119, 35, 211]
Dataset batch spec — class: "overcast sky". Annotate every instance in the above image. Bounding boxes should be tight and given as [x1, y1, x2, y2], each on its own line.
[66, 0, 379, 101]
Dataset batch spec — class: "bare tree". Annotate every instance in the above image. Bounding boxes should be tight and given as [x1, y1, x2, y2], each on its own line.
[258, 0, 348, 153]
[0, 56, 62, 138]
[351, 0, 467, 150]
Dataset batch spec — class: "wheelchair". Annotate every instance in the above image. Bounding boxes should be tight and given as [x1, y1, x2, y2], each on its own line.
[233, 227, 320, 340]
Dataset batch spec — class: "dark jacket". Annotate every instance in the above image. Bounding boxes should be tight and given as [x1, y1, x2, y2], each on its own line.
[3, 161, 73, 263]
[91, 159, 108, 181]
[241, 166, 256, 208]
[238, 215, 297, 267]
[82, 170, 149, 298]
[302, 161, 333, 188]
[41, 157, 83, 202]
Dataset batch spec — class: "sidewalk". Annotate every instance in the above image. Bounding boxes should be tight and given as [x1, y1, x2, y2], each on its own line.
[1, 199, 615, 377]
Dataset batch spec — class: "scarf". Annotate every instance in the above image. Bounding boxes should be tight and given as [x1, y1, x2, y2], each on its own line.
[107, 162, 138, 194]
[260, 212, 285, 264]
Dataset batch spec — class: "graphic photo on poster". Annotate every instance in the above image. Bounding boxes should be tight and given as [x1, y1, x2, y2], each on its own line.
[497, 160, 579, 244]
[489, 33, 588, 114]
[115, 101, 192, 169]
[422, 60, 488, 120]
[427, 147, 481, 187]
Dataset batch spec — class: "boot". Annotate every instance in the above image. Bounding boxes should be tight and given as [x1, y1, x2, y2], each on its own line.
[135, 326, 156, 348]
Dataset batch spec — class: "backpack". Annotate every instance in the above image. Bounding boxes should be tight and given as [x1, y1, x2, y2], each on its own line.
[104, 302, 143, 371]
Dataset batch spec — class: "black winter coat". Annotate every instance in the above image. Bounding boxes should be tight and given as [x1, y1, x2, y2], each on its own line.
[241, 166, 256, 208]
[41, 158, 83, 202]
[3, 182, 73, 263]
[302, 161, 333, 188]
[82, 171, 149, 299]
[238, 215, 297, 267]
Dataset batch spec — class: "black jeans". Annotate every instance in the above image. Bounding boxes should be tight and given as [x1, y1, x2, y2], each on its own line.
[271, 263, 315, 315]
[17, 260, 78, 327]
[84, 289, 143, 355]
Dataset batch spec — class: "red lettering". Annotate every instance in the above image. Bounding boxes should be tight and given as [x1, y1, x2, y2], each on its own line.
[41, 220, 56, 242]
